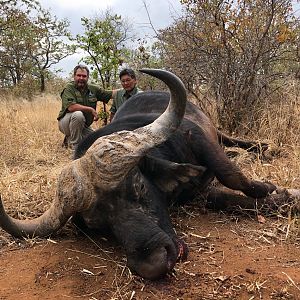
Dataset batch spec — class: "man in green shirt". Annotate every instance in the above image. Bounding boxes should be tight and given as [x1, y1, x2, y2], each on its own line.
[109, 68, 143, 122]
[58, 65, 117, 150]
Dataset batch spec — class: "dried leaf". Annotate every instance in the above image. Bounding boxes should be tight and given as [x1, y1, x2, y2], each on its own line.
[257, 215, 266, 224]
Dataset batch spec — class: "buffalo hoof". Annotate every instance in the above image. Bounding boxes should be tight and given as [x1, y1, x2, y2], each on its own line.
[245, 181, 277, 198]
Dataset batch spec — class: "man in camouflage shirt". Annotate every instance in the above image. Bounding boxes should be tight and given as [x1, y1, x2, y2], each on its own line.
[58, 65, 117, 150]
[109, 68, 143, 122]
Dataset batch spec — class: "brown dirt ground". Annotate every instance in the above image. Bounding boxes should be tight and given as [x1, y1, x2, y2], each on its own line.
[1, 207, 300, 300]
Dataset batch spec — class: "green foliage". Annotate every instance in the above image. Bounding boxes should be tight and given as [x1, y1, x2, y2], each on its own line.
[75, 10, 132, 88]
[0, 8, 35, 85]
[98, 110, 110, 121]
[0, 0, 40, 30]
[0, 0, 74, 93]
[29, 9, 75, 92]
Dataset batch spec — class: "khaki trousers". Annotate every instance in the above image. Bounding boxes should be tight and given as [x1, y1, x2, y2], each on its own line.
[58, 111, 94, 149]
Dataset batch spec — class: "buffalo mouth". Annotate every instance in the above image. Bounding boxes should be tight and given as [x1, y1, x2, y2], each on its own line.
[124, 230, 180, 280]
[174, 238, 189, 262]
[127, 242, 178, 280]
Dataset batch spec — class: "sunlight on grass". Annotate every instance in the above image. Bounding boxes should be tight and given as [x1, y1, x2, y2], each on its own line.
[0, 94, 69, 217]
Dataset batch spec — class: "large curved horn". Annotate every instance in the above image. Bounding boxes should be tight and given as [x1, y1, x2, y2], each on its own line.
[0, 163, 96, 237]
[139, 69, 187, 137]
[0, 69, 187, 238]
[82, 69, 187, 188]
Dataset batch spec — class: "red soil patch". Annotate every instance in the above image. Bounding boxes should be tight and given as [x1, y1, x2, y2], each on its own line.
[1, 211, 300, 299]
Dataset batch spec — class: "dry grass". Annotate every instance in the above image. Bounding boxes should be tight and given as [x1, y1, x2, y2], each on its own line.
[0, 94, 68, 220]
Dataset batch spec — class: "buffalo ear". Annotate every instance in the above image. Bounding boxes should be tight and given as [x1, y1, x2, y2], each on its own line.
[140, 155, 206, 192]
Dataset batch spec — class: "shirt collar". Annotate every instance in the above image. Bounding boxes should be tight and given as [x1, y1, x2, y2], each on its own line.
[122, 86, 138, 97]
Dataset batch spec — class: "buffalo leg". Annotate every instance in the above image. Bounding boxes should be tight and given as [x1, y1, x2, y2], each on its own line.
[204, 186, 296, 214]
[188, 129, 276, 198]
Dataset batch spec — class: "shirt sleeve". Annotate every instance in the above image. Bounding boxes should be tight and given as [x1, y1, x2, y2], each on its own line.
[95, 88, 113, 103]
[57, 85, 78, 120]
[61, 86, 77, 107]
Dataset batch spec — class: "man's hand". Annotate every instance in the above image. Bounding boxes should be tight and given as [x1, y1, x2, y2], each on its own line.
[91, 109, 99, 121]
[68, 103, 99, 121]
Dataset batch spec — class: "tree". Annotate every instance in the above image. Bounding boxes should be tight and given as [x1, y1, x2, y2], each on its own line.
[127, 40, 166, 90]
[29, 9, 75, 92]
[0, 0, 74, 92]
[0, 0, 40, 86]
[0, 8, 35, 86]
[0, 0, 39, 31]
[158, 0, 300, 133]
[76, 9, 133, 124]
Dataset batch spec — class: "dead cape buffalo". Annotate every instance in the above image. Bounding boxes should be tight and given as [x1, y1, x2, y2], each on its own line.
[0, 69, 294, 280]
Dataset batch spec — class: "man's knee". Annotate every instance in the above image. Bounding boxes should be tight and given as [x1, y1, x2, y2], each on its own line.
[70, 111, 86, 128]
[71, 111, 85, 123]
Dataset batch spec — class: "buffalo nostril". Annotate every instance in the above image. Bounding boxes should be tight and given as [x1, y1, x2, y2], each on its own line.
[164, 244, 178, 271]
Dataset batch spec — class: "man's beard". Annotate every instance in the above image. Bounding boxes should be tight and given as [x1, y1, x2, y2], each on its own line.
[76, 80, 87, 89]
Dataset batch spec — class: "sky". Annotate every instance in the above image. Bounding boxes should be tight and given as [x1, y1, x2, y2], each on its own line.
[38, 0, 183, 77]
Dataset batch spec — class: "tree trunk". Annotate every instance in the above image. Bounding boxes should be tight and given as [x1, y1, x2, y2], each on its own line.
[40, 72, 45, 93]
